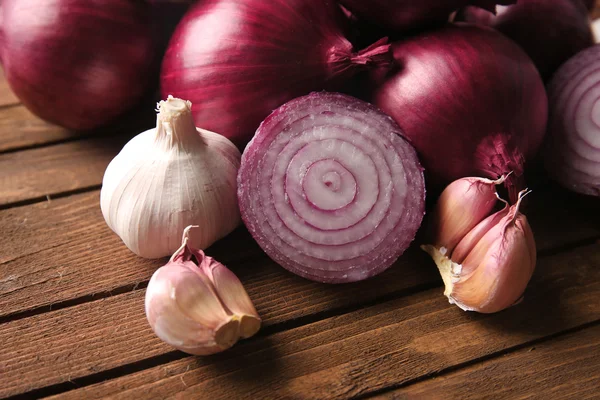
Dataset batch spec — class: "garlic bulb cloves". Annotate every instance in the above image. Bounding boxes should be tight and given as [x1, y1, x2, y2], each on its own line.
[423, 181, 537, 314]
[100, 96, 241, 258]
[145, 226, 261, 355]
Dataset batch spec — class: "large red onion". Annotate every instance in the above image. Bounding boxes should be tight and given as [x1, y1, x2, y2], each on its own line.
[457, 0, 594, 81]
[544, 44, 600, 197]
[0, 0, 155, 130]
[238, 92, 425, 284]
[161, 0, 392, 147]
[371, 24, 548, 201]
[337, 0, 515, 33]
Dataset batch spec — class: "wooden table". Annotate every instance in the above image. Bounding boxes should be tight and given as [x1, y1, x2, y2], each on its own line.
[2, 14, 600, 400]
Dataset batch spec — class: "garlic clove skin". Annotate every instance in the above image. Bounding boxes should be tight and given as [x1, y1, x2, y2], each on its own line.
[428, 175, 507, 253]
[145, 226, 261, 355]
[100, 96, 241, 259]
[450, 204, 509, 264]
[423, 189, 537, 314]
[202, 259, 261, 338]
[453, 211, 536, 313]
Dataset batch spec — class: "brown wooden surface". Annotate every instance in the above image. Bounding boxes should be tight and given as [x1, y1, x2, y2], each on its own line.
[377, 324, 600, 400]
[1, 5, 600, 399]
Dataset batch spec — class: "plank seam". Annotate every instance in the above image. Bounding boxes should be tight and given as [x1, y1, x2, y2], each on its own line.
[0, 185, 102, 211]
[357, 319, 600, 400]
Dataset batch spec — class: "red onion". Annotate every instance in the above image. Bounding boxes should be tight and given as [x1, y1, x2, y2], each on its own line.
[0, 0, 155, 131]
[544, 45, 600, 197]
[337, 0, 515, 33]
[161, 0, 392, 147]
[238, 92, 425, 283]
[371, 24, 547, 201]
[457, 0, 594, 81]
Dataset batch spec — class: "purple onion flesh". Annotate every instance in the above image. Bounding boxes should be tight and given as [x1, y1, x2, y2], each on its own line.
[238, 92, 426, 283]
[544, 44, 600, 196]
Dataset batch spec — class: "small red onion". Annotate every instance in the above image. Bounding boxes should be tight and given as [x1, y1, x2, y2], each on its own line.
[161, 0, 392, 147]
[371, 24, 547, 202]
[0, 0, 155, 130]
[544, 44, 600, 197]
[238, 92, 425, 283]
[457, 0, 594, 81]
[337, 0, 515, 33]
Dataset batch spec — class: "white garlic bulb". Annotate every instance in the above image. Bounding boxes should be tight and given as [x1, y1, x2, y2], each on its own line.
[101, 96, 241, 259]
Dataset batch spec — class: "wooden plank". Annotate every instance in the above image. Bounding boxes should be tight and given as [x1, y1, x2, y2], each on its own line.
[377, 324, 600, 400]
[0, 68, 20, 108]
[0, 135, 129, 206]
[0, 185, 597, 320]
[0, 105, 72, 153]
[43, 243, 600, 400]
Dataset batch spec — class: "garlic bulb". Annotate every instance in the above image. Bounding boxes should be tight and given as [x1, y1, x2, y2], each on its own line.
[145, 226, 261, 355]
[423, 180, 537, 314]
[101, 96, 241, 258]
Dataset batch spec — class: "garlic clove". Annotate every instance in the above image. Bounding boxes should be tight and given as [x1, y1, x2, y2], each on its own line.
[428, 175, 507, 253]
[450, 204, 509, 265]
[204, 260, 262, 338]
[453, 212, 536, 313]
[145, 226, 261, 355]
[423, 189, 537, 313]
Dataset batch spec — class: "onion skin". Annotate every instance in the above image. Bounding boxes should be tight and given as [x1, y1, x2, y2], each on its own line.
[337, 0, 515, 33]
[0, 0, 155, 131]
[161, 0, 392, 148]
[238, 92, 425, 284]
[457, 0, 594, 81]
[371, 24, 547, 200]
[544, 44, 600, 197]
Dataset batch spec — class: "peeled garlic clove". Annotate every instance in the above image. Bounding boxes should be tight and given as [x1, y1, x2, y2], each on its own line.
[424, 190, 536, 313]
[428, 175, 507, 253]
[145, 226, 261, 355]
[101, 96, 241, 259]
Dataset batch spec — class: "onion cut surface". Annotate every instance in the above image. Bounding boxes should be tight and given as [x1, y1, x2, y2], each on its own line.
[544, 45, 600, 196]
[238, 92, 426, 283]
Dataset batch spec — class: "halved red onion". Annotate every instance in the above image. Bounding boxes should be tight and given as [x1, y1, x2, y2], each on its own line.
[544, 44, 600, 196]
[238, 92, 426, 283]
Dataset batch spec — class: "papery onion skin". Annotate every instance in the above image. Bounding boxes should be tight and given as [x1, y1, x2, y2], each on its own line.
[337, 0, 515, 33]
[161, 0, 392, 148]
[371, 24, 548, 201]
[457, 0, 594, 81]
[544, 44, 600, 197]
[0, 0, 155, 130]
[238, 92, 426, 284]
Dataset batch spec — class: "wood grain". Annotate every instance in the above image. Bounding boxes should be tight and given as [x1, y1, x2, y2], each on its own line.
[0, 135, 129, 206]
[377, 324, 600, 400]
[0, 186, 597, 320]
[0, 105, 73, 153]
[46, 243, 600, 400]
[0, 69, 20, 108]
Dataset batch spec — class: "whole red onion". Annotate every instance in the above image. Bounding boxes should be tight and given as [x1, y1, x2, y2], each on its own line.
[372, 24, 548, 201]
[337, 0, 515, 33]
[457, 0, 594, 81]
[238, 92, 425, 283]
[161, 0, 393, 147]
[0, 0, 155, 130]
